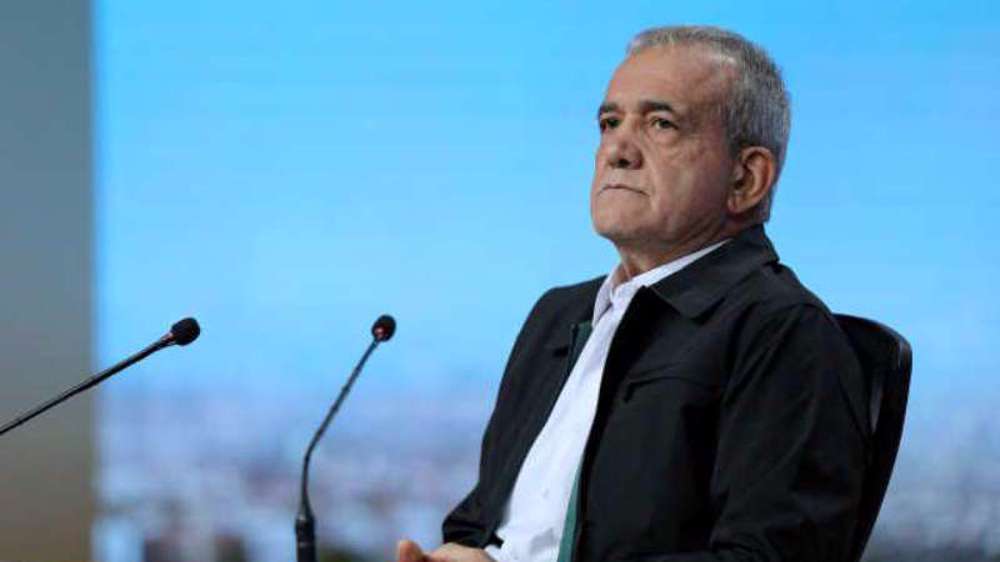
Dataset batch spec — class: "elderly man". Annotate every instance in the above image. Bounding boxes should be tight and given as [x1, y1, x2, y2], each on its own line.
[398, 25, 868, 562]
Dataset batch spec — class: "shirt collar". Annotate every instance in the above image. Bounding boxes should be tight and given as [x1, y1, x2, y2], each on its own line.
[592, 238, 730, 325]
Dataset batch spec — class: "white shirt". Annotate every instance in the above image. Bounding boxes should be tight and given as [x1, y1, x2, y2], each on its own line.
[485, 240, 728, 562]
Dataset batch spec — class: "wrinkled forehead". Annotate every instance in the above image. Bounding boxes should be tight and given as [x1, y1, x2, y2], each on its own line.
[605, 44, 736, 118]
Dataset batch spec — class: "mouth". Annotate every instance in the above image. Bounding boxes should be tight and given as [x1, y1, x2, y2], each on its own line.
[601, 183, 646, 195]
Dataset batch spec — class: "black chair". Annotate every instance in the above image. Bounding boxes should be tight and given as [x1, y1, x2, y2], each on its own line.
[833, 314, 913, 562]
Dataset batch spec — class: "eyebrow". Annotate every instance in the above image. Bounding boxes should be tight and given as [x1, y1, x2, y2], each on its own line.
[597, 100, 678, 119]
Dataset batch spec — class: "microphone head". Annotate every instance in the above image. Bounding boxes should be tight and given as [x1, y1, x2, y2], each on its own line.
[371, 314, 396, 342]
[170, 317, 201, 346]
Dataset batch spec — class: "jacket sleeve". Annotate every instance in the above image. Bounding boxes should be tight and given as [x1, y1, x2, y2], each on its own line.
[640, 304, 870, 562]
[441, 289, 556, 547]
[442, 481, 491, 547]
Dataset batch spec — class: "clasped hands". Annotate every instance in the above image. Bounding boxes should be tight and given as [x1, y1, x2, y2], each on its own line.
[395, 539, 495, 562]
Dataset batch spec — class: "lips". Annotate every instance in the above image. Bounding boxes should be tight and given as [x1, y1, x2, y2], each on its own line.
[601, 183, 646, 195]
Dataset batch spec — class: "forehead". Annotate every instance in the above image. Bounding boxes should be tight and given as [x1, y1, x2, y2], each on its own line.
[604, 44, 734, 114]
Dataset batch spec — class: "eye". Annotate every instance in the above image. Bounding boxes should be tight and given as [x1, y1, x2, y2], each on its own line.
[598, 116, 620, 133]
[650, 116, 675, 130]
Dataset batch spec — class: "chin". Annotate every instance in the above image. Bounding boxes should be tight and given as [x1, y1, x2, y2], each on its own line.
[593, 206, 641, 237]
[593, 219, 638, 245]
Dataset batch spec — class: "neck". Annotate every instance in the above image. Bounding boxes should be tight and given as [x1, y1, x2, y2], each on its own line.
[613, 222, 747, 281]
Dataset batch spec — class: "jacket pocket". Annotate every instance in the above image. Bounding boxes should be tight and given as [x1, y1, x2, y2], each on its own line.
[621, 365, 722, 403]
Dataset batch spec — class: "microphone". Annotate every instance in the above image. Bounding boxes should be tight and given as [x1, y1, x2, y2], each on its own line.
[0, 317, 201, 438]
[295, 314, 396, 562]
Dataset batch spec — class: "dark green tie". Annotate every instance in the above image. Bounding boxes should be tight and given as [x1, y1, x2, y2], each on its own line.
[555, 466, 582, 562]
[555, 321, 592, 562]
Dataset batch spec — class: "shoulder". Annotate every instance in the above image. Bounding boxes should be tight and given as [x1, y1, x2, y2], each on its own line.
[708, 258, 853, 373]
[732, 260, 837, 323]
[724, 261, 870, 438]
[747, 260, 828, 310]
[723, 260, 861, 396]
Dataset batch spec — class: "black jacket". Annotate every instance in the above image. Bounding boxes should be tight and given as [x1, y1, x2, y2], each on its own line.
[443, 226, 870, 562]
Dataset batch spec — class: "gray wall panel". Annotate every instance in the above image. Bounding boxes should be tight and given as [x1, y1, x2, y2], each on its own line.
[0, 1, 94, 560]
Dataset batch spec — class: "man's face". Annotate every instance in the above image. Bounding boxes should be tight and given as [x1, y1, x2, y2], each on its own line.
[591, 44, 737, 253]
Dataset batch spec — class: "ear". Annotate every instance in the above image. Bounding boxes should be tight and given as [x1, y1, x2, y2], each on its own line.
[727, 146, 777, 217]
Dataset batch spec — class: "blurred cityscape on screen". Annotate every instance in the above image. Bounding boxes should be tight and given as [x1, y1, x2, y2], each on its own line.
[95, 385, 491, 562]
[93, 385, 1000, 562]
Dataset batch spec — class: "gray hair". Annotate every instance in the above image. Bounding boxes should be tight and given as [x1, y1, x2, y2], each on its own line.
[627, 26, 790, 221]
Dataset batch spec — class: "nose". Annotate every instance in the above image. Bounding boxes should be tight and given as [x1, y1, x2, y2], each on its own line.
[600, 128, 643, 170]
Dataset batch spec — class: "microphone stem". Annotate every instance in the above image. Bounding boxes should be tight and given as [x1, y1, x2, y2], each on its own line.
[297, 338, 380, 562]
[0, 337, 172, 438]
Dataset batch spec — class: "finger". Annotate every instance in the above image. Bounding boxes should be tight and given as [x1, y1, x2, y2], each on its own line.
[397, 539, 425, 562]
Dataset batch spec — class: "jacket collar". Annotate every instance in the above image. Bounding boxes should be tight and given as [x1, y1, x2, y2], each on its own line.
[547, 225, 779, 353]
[646, 224, 779, 319]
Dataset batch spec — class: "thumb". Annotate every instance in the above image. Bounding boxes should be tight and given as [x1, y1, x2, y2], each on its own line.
[397, 539, 425, 562]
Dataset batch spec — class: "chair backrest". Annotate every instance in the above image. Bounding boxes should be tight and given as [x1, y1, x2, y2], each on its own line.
[833, 314, 913, 562]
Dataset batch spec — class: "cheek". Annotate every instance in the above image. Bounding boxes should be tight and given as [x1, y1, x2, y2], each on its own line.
[647, 155, 728, 223]
[669, 140, 730, 190]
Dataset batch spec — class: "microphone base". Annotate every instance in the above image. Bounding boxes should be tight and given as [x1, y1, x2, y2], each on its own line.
[295, 512, 318, 562]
